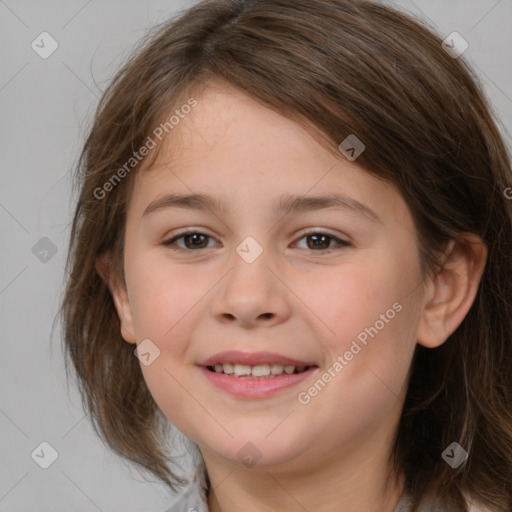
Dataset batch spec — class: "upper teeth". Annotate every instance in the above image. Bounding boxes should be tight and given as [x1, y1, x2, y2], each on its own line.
[212, 363, 307, 377]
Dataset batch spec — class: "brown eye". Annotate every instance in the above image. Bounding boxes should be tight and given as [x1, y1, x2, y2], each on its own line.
[163, 231, 218, 251]
[306, 233, 332, 250]
[163, 229, 351, 254]
[294, 231, 351, 253]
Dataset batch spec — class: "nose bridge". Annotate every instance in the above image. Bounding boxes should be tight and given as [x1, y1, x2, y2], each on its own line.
[226, 228, 271, 282]
[210, 235, 290, 326]
[228, 235, 274, 304]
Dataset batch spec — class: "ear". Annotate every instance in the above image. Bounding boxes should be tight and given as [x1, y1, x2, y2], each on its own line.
[417, 234, 487, 348]
[96, 253, 137, 344]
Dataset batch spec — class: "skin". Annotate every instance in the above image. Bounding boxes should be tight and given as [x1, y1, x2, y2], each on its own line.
[102, 81, 487, 512]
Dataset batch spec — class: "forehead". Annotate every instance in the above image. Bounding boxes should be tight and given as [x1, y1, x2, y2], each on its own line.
[165, 84, 331, 168]
[129, 84, 408, 225]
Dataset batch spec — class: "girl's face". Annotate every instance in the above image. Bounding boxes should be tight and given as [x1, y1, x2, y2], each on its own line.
[112, 83, 430, 473]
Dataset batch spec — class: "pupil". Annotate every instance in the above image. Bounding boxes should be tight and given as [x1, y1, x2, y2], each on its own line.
[308, 234, 329, 250]
[185, 234, 207, 249]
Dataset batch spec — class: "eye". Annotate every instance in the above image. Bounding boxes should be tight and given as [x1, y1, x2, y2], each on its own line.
[163, 229, 351, 253]
[292, 230, 351, 253]
[163, 229, 219, 251]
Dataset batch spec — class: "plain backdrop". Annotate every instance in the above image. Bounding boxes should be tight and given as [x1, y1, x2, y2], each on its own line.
[1, 1, 511, 511]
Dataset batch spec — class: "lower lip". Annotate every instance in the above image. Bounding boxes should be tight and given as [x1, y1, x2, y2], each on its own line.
[199, 366, 318, 399]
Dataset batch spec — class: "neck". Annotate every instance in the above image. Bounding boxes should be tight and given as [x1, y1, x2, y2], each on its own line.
[204, 436, 406, 512]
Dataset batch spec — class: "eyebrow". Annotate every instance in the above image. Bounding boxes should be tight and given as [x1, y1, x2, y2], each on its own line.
[142, 192, 381, 223]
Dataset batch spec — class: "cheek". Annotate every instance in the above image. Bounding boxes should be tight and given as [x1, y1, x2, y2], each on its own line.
[125, 249, 201, 342]
[123, 253, 210, 411]
[127, 275, 205, 436]
[307, 255, 420, 395]
[124, 237, 422, 438]
[311, 261, 404, 349]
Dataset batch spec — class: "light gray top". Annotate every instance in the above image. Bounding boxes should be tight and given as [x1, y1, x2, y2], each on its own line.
[162, 461, 416, 512]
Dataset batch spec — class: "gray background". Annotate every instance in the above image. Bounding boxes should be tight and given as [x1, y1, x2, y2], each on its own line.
[1, 1, 511, 511]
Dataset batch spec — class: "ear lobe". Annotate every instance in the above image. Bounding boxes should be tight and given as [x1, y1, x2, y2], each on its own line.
[417, 234, 487, 349]
[95, 254, 137, 344]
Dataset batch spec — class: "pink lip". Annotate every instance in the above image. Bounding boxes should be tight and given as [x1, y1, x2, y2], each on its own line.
[199, 350, 316, 367]
[199, 366, 318, 399]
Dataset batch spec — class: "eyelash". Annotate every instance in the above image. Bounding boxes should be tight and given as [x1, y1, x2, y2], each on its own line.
[162, 229, 351, 254]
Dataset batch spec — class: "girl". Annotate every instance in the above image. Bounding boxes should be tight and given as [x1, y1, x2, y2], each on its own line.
[60, 0, 512, 511]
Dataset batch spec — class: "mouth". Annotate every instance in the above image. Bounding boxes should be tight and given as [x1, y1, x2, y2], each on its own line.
[198, 350, 319, 399]
[205, 363, 314, 378]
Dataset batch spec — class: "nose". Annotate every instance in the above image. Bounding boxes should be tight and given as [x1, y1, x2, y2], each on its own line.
[210, 245, 292, 328]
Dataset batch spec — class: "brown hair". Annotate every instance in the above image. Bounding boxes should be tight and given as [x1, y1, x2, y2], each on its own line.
[59, 0, 512, 509]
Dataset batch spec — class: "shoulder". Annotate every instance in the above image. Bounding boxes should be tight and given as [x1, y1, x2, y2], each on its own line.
[161, 462, 210, 512]
[397, 492, 495, 512]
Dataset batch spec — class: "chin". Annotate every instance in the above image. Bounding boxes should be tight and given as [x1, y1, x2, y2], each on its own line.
[205, 430, 312, 470]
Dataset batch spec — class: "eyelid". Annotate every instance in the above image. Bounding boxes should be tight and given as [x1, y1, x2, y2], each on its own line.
[162, 227, 219, 247]
[295, 227, 349, 241]
[292, 228, 351, 251]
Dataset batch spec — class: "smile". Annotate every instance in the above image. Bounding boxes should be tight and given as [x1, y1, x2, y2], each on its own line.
[198, 350, 319, 398]
[207, 363, 311, 377]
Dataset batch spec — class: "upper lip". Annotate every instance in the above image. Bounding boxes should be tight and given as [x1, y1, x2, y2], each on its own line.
[199, 350, 317, 367]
